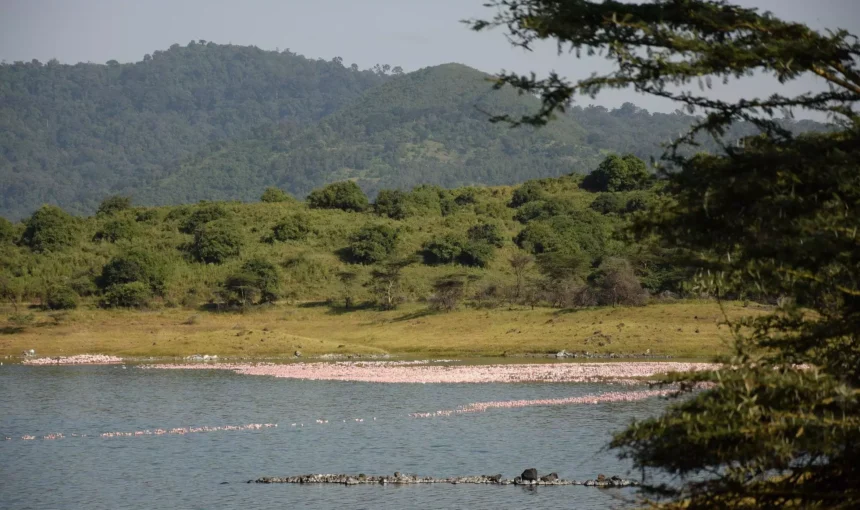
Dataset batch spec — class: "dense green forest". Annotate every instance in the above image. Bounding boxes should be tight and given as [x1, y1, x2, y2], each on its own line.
[0, 42, 389, 219]
[0, 154, 703, 315]
[0, 42, 828, 220]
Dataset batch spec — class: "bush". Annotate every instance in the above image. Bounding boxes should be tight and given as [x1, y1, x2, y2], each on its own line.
[422, 234, 465, 265]
[0, 217, 16, 244]
[101, 282, 151, 308]
[374, 189, 409, 219]
[98, 251, 166, 295]
[345, 224, 399, 264]
[591, 258, 647, 306]
[96, 195, 132, 216]
[221, 258, 281, 306]
[428, 276, 467, 312]
[135, 209, 159, 223]
[581, 154, 652, 192]
[307, 181, 369, 212]
[589, 193, 628, 215]
[93, 219, 138, 243]
[513, 198, 573, 223]
[69, 274, 99, 297]
[458, 241, 495, 268]
[20, 205, 77, 253]
[179, 203, 230, 234]
[189, 220, 243, 264]
[509, 181, 547, 207]
[514, 222, 558, 254]
[467, 223, 505, 247]
[268, 215, 311, 242]
[45, 287, 79, 310]
[260, 187, 292, 203]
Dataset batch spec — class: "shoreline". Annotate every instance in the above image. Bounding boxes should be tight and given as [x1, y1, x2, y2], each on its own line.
[1, 300, 748, 360]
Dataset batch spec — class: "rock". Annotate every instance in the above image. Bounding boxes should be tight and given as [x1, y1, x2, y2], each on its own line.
[394, 471, 401, 478]
[520, 468, 538, 482]
[488, 474, 502, 483]
[555, 350, 567, 358]
[294, 350, 302, 357]
[540, 472, 558, 482]
[597, 474, 606, 482]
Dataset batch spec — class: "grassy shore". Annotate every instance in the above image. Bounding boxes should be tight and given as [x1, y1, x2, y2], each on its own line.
[0, 300, 763, 360]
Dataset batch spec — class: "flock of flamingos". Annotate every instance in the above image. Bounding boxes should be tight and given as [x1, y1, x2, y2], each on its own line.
[7, 354, 718, 442]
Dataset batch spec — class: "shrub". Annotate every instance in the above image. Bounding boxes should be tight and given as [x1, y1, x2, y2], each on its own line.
[509, 181, 547, 207]
[260, 187, 292, 203]
[98, 251, 166, 295]
[45, 287, 79, 310]
[428, 276, 467, 312]
[458, 241, 495, 268]
[101, 282, 151, 308]
[589, 193, 628, 215]
[96, 195, 132, 216]
[374, 190, 409, 219]
[581, 154, 652, 192]
[240, 258, 281, 303]
[513, 198, 574, 223]
[467, 223, 505, 247]
[625, 193, 654, 214]
[93, 219, 138, 243]
[179, 203, 230, 234]
[422, 234, 465, 265]
[269, 215, 311, 242]
[20, 205, 77, 253]
[536, 249, 591, 282]
[591, 258, 647, 306]
[345, 224, 399, 264]
[514, 222, 558, 254]
[135, 209, 159, 223]
[0, 217, 16, 244]
[69, 275, 99, 297]
[307, 181, 369, 212]
[189, 220, 243, 264]
[221, 259, 280, 306]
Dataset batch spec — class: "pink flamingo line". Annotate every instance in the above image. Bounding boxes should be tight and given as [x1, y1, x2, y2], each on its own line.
[409, 389, 676, 418]
[145, 361, 719, 384]
[5, 424, 277, 441]
[99, 423, 277, 438]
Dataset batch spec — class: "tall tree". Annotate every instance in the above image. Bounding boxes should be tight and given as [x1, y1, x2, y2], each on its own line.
[471, 1, 860, 507]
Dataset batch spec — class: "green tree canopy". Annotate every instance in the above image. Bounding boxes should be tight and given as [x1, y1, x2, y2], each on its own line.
[344, 224, 399, 264]
[307, 181, 369, 212]
[96, 196, 133, 216]
[20, 205, 77, 253]
[581, 154, 652, 192]
[188, 219, 243, 264]
[472, 0, 860, 507]
[260, 187, 293, 203]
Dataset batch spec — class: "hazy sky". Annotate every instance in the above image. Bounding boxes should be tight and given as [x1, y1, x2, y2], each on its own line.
[2, 0, 858, 113]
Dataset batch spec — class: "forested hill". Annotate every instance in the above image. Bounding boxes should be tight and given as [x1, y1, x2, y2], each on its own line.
[140, 63, 599, 205]
[0, 42, 389, 219]
[0, 42, 829, 220]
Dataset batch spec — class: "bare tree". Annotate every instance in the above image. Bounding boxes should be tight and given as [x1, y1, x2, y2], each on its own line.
[508, 253, 533, 300]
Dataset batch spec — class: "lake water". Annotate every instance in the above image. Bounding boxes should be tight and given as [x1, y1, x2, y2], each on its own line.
[1, 364, 667, 509]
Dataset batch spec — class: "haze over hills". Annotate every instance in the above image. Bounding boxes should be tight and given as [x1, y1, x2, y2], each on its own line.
[0, 42, 828, 220]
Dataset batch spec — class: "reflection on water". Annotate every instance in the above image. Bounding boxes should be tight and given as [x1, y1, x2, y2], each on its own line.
[0, 365, 664, 509]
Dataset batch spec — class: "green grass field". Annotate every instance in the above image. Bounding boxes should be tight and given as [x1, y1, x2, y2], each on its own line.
[1, 300, 761, 360]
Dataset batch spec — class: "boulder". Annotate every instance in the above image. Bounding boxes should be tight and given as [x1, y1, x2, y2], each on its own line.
[540, 472, 558, 482]
[520, 468, 538, 482]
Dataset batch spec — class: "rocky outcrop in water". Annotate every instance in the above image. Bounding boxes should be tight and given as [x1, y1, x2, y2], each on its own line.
[252, 472, 639, 488]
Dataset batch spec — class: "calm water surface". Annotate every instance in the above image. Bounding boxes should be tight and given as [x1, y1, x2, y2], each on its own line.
[1, 365, 666, 509]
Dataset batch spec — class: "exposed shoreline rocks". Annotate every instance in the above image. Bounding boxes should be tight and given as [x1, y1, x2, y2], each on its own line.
[252, 472, 639, 488]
